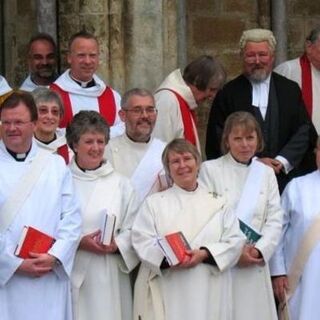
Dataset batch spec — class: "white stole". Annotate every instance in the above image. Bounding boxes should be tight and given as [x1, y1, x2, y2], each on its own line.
[235, 159, 266, 230]
[0, 148, 50, 232]
[131, 138, 165, 203]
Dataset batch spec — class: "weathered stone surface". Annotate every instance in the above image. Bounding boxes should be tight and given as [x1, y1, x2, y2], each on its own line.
[192, 16, 245, 48]
[223, 0, 257, 15]
[187, 0, 219, 13]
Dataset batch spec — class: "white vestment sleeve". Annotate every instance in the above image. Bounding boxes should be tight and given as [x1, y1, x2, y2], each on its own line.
[153, 90, 184, 142]
[269, 183, 293, 276]
[132, 198, 165, 276]
[255, 170, 283, 262]
[48, 167, 82, 279]
[114, 180, 139, 272]
[203, 207, 246, 272]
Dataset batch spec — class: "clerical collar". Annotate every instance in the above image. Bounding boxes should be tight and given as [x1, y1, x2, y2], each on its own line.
[75, 159, 104, 172]
[70, 74, 96, 88]
[230, 154, 253, 166]
[6, 147, 31, 161]
[34, 133, 57, 145]
[126, 133, 150, 144]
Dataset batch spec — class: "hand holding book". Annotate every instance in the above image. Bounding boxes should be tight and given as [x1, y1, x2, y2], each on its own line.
[79, 230, 118, 255]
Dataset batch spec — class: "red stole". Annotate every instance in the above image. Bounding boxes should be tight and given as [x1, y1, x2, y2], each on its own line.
[57, 144, 69, 164]
[50, 84, 117, 128]
[300, 54, 313, 117]
[158, 89, 197, 145]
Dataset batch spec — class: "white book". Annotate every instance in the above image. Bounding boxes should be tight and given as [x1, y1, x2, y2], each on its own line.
[101, 213, 116, 245]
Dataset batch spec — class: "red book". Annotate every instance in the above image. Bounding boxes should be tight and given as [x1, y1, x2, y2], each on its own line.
[15, 226, 55, 259]
[158, 231, 191, 266]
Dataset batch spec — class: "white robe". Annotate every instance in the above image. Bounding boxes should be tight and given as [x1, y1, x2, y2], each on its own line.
[20, 74, 49, 92]
[275, 58, 320, 133]
[0, 141, 82, 320]
[105, 134, 167, 201]
[35, 128, 73, 161]
[153, 69, 200, 149]
[0, 76, 12, 95]
[199, 153, 283, 320]
[132, 184, 245, 320]
[269, 170, 320, 320]
[70, 158, 139, 320]
[53, 70, 124, 138]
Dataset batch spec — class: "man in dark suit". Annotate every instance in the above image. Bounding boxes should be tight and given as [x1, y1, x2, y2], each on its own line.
[205, 28, 317, 192]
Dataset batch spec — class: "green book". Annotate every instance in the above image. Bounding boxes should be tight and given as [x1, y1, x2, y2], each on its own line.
[239, 220, 262, 244]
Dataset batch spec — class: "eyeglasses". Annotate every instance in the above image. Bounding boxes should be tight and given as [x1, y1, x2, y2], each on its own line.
[124, 107, 157, 116]
[1, 120, 33, 128]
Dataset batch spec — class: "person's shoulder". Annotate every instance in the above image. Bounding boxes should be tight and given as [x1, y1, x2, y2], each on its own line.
[272, 71, 301, 90]
[220, 74, 249, 92]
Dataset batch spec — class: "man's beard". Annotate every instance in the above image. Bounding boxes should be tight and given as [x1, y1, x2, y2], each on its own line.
[35, 65, 56, 79]
[247, 67, 270, 82]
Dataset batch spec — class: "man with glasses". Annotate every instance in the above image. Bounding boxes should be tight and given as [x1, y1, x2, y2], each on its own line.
[105, 88, 168, 203]
[205, 28, 317, 192]
[0, 91, 81, 320]
[51, 30, 124, 138]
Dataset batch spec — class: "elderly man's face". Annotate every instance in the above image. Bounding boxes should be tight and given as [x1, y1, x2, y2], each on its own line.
[242, 41, 274, 82]
[306, 38, 320, 70]
[28, 40, 56, 82]
[119, 95, 157, 143]
[67, 37, 99, 82]
[1, 103, 35, 154]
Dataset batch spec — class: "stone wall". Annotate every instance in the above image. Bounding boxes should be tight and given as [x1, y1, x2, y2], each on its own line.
[2, 0, 320, 153]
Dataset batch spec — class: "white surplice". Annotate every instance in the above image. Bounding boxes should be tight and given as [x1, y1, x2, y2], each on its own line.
[0, 76, 12, 95]
[53, 70, 124, 138]
[199, 153, 283, 320]
[153, 69, 200, 149]
[105, 134, 167, 201]
[70, 158, 139, 320]
[269, 170, 320, 320]
[34, 128, 73, 161]
[275, 58, 320, 133]
[132, 184, 245, 320]
[0, 141, 82, 320]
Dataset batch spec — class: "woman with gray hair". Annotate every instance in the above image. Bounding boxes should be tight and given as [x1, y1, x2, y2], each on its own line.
[132, 138, 245, 320]
[32, 87, 71, 163]
[200, 111, 283, 320]
[66, 110, 139, 320]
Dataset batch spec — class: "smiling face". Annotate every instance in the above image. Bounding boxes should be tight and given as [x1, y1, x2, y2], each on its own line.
[73, 130, 106, 170]
[67, 37, 99, 82]
[242, 41, 274, 82]
[227, 125, 258, 163]
[29, 39, 56, 84]
[1, 103, 35, 153]
[119, 95, 157, 142]
[35, 100, 61, 141]
[167, 151, 199, 191]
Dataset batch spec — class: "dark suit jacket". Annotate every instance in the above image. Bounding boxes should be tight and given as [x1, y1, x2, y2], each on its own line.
[205, 72, 317, 191]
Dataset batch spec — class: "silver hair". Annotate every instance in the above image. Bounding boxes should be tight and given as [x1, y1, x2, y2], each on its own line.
[239, 28, 277, 51]
[120, 88, 154, 110]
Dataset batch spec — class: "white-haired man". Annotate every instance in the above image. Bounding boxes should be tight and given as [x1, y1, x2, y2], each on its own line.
[275, 26, 320, 133]
[205, 28, 317, 193]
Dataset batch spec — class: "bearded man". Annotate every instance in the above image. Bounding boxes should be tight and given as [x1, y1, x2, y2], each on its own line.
[205, 28, 317, 192]
[20, 33, 58, 91]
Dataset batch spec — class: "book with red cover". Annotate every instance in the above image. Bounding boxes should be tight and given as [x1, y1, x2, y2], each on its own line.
[158, 231, 191, 266]
[15, 226, 55, 259]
